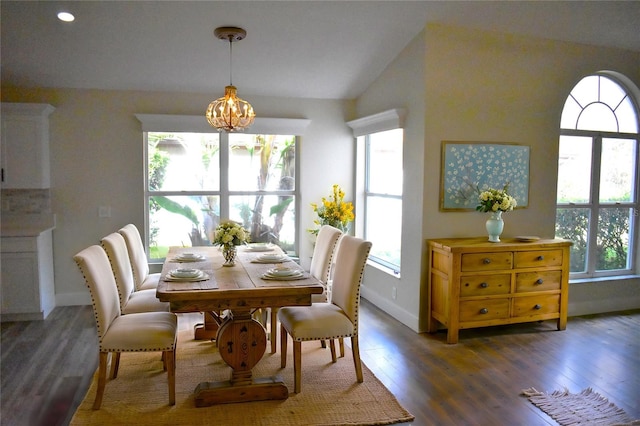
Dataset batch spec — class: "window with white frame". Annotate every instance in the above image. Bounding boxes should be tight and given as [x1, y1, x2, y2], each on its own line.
[137, 115, 309, 260]
[348, 109, 405, 274]
[555, 72, 639, 278]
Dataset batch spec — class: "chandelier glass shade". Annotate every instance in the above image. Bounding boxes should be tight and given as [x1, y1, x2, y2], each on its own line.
[206, 85, 255, 132]
[206, 27, 255, 132]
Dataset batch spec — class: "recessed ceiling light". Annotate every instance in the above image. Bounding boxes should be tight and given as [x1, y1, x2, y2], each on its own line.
[57, 12, 75, 22]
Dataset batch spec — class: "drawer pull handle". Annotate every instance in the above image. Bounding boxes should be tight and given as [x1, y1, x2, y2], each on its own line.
[479, 308, 489, 314]
[537, 255, 544, 261]
[483, 258, 491, 264]
[535, 278, 544, 285]
[480, 282, 488, 288]
[533, 304, 542, 310]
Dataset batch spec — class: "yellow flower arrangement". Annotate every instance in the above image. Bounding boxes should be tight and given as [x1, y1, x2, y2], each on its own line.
[309, 184, 355, 235]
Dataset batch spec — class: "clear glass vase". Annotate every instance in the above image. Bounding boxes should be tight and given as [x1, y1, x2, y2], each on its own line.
[222, 245, 237, 266]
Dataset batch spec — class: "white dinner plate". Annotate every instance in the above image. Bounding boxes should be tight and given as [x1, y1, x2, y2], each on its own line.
[262, 272, 306, 280]
[170, 268, 202, 278]
[245, 243, 274, 252]
[173, 254, 205, 262]
[266, 267, 302, 277]
[164, 271, 209, 282]
[254, 254, 288, 263]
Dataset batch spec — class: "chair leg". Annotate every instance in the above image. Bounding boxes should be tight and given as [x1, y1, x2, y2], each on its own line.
[280, 323, 287, 368]
[165, 350, 176, 405]
[339, 337, 345, 357]
[110, 352, 121, 379]
[94, 352, 109, 410]
[329, 339, 337, 363]
[293, 340, 302, 393]
[270, 307, 278, 354]
[351, 335, 363, 383]
[320, 339, 326, 348]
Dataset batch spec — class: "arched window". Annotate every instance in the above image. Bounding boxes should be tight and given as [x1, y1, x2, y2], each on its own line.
[556, 72, 640, 278]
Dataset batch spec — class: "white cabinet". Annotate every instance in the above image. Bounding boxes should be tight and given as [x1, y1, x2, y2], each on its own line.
[1, 230, 56, 321]
[1, 103, 55, 189]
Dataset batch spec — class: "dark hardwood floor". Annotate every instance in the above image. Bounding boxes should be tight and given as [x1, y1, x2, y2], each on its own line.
[2, 300, 639, 425]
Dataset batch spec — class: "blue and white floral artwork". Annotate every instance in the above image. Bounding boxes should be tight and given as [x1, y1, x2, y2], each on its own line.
[440, 142, 530, 210]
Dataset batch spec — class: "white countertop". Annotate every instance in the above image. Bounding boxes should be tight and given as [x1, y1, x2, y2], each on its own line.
[1, 213, 56, 237]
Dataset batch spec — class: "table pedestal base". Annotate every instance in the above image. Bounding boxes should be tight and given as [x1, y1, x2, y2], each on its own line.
[194, 311, 222, 340]
[194, 376, 288, 406]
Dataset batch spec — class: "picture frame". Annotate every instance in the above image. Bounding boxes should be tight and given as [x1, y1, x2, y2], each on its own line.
[439, 141, 530, 211]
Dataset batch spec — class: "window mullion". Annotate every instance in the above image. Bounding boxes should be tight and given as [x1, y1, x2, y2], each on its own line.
[587, 136, 602, 274]
[219, 132, 230, 219]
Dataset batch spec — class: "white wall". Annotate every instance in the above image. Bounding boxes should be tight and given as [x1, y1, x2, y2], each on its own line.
[0, 88, 355, 305]
[353, 30, 426, 330]
[354, 23, 640, 332]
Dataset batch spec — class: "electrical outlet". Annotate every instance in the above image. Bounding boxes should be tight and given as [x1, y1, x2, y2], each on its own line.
[98, 206, 111, 218]
[392, 287, 397, 300]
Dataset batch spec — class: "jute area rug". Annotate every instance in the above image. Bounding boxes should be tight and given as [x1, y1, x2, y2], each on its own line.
[71, 324, 414, 426]
[522, 387, 639, 426]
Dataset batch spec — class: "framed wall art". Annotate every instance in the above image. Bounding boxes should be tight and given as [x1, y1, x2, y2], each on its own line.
[439, 141, 530, 211]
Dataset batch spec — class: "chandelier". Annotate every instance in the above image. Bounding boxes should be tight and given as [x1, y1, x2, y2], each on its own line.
[206, 27, 255, 132]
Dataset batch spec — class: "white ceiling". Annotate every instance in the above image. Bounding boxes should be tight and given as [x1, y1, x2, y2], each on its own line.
[2, 1, 639, 100]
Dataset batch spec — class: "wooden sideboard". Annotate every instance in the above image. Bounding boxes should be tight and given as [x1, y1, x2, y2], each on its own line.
[427, 237, 572, 344]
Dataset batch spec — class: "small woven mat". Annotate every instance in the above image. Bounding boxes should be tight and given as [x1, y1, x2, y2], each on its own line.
[71, 320, 414, 426]
[521, 387, 639, 426]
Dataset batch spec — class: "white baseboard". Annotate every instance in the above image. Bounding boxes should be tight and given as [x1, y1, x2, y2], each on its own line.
[361, 287, 420, 332]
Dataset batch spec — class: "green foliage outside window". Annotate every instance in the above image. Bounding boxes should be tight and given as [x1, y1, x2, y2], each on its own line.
[556, 207, 629, 272]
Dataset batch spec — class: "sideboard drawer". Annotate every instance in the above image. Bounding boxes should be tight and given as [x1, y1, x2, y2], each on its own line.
[459, 299, 510, 322]
[514, 250, 563, 268]
[512, 295, 560, 317]
[515, 271, 562, 293]
[460, 274, 511, 297]
[461, 252, 513, 272]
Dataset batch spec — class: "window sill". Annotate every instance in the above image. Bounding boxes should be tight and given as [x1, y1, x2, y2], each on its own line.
[367, 259, 401, 279]
[570, 274, 640, 284]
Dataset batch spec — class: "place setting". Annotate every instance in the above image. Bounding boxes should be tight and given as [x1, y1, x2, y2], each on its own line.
[170, 252, 206, 263]
[261, 265, 307, 281]
[244, 243, 275, 252]
[251, 253, 289, 264]
[163, 268, 209, 282]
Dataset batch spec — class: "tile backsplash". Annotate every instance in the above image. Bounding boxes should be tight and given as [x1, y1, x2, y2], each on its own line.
[1, 189, 52, 214]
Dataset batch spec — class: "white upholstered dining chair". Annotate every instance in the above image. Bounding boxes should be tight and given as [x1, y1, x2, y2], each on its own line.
[278, 234, 372, 393]
[268, 225, 343, 353]
[74, 245, 177, 409]
[101, 232, 169, 314]
[118, 223, 160, 290]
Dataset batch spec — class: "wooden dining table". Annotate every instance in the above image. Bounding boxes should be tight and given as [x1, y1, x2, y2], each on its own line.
[156, 245, 323, 407]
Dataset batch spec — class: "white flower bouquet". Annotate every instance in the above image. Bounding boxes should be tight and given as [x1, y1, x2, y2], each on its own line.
[476, 185, 517, 213]
[212, 220, 250, 249]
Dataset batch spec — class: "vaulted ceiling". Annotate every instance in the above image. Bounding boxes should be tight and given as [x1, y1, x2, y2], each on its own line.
[2, 1, 639, 100]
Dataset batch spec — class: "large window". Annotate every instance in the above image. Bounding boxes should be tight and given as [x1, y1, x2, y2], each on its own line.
[363, 129, 403, 271]
[145, 130, 299, 260]
[348, 109, 405, 274]
[555, 73, 639, 278]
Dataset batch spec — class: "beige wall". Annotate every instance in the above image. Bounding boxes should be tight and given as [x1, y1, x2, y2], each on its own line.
[355, 23, 640, 331]
[2, 23, 639, 331]
[1, 87, 355, 305]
